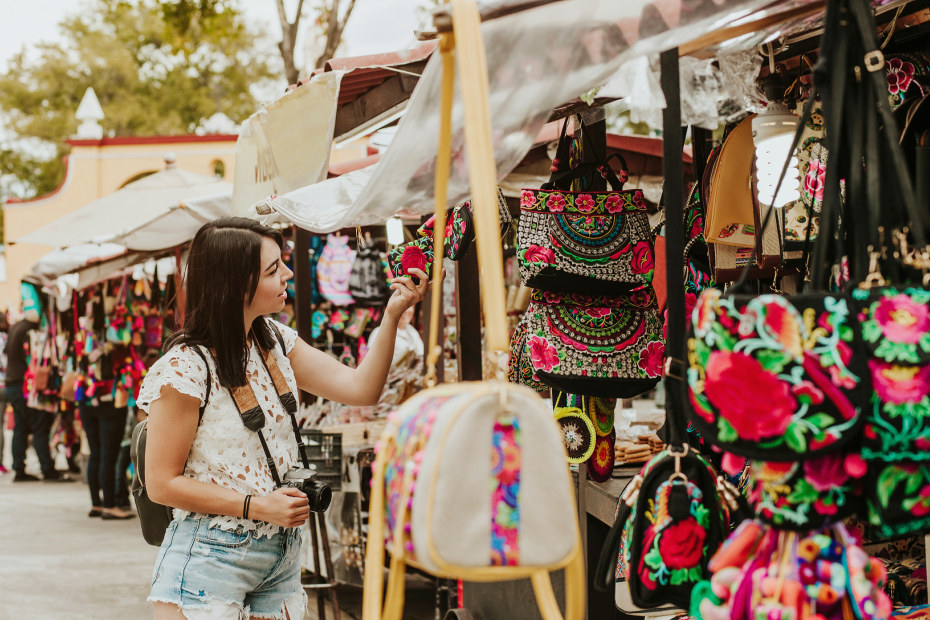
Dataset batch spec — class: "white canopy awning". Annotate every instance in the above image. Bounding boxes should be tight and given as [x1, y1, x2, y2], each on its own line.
[107, 191, 232, 251]
[14, 161, 231, 249]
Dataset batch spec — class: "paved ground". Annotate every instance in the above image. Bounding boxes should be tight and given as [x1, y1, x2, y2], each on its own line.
[0, 462, 436, 620]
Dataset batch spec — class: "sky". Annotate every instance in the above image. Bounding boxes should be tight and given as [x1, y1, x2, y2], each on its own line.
[0, 0, 426, 75]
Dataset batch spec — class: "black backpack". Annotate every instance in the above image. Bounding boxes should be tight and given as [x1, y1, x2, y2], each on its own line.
[130, 346, 212, 546]
[348, 240, 389, 306]
[131, 323, 287, 546]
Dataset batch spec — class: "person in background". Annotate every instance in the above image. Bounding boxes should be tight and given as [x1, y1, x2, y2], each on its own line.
[5, 309, 70, 482]
[81, 349, 134, 519]
[0, 312, 9, 473]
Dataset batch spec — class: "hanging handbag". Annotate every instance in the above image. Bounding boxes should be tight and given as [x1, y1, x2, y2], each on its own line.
[519, 288, 664, 399]
[417, 187, 513, 261]
[594, 444, 749, 614]
[348, 237, 390, 306]
[386, 236, 435, 282]
[517, 118, 655, 295]
[363, 11, 584, 619]
[593, 50, 748, 616]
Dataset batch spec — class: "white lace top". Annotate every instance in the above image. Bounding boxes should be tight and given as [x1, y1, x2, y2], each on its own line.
[137, 319, 301, 539]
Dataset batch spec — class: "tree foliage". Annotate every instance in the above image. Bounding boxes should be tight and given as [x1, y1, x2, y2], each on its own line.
[273, 0, 358, 85]
[0, 0, 278, 202]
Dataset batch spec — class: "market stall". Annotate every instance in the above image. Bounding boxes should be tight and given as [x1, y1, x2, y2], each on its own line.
[252, 1, 930, 619]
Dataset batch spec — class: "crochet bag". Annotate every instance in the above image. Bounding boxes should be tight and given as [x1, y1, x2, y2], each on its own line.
[363, 14, 583, 619]
[520, 288, 664, 398]
[317, 234, 356, 306]
[517, 120, 655, 296]
[593, 444, 747, 614]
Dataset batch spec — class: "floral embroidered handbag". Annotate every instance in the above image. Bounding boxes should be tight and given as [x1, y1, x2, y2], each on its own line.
[417, 187, 512, 261]
[507, 313, 550, 393]
[520, 288, 664, 399]
[748, 450, 866, 531]
[364, 15, 584, 619]
[593, 444, 748, 614]
[517, 119, 655, 296]
[386, 236, 435, 283]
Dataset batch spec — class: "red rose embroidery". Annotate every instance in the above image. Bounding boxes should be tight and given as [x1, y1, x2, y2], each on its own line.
[704, 351, 795, 441]
[803, 452, 849, 492]
[523, 245, 556, 265]
[886, 58, 916, 95]
[630, 241, 655, 275]
[400, 244, 428, 276]
[658, 518, 706, 570]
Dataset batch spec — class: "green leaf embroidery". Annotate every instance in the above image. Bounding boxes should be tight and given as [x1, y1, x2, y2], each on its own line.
[710, 321, 737, 351]
[717, 418, 738, 443]
[757, 350, 792, 374]
[877, 466, 910, 508]
[906, 472, 924, 496]
[787, 479, 819, 504]
[875, 340, 919, 364]
[806, 413, 834, 429]
[784, 423, 807, 453]
[920, 333, 930, 354]
[693, 504, 710, 528]
[644, 546, 664, 571]
[862, 320, 882, 344]
[694, 340, 710, 369]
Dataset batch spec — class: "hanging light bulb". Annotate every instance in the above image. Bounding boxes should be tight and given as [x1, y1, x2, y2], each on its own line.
[752, 102, 801, 208]
[385, 217, 405, 246]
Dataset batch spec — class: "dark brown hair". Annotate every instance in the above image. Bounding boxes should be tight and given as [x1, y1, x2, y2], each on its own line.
[167, 217, 283, 388]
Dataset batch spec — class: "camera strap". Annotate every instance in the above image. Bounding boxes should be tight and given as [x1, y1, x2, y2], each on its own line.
[227, 322, 312, 488]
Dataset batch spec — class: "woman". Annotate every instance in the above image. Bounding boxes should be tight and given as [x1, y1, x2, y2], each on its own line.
[139, 218, 431, 620]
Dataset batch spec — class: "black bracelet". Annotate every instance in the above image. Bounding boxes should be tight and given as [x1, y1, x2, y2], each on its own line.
[243, 494, 252, 520]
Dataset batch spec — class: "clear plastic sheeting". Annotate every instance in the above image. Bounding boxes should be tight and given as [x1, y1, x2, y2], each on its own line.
[263, 0, 835, 232]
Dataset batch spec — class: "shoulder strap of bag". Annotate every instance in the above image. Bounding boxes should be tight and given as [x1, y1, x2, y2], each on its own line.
[660, 49, 688, 446]
[189, 346, 212, 423]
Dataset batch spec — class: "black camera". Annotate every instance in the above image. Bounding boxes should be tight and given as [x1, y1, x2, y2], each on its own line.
[281, 467, 332, 513]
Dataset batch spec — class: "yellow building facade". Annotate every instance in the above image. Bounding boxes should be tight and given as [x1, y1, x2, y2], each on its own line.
[1, 135, 237, 311]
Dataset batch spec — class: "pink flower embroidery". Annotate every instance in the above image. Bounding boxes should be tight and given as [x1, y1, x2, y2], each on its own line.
[542, 290, 564, 304]
[874, 294, 930, 344]
[587, 307, 611, 319]
[523, 245, 556, 265]
[520, 190, 538, 208]
[886, 58, 916, 95]
[638, 341, 665, 378]
[869, 361, 930, 404]
[546, 193, 567, 212]
[528, 336, 559, 373]
[803, 159, 826, 202]
[632, 191, 645, 209]
[575, 194, 596, 213]
[605, 194, 624, 214]
[804, 452, 849, 492]
[630, 288, 654, 308]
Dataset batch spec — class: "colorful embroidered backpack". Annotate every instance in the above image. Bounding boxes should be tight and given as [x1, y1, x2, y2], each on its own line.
[364, 15, 583, 618]
[594, 444, 747, 614]
[316, 234, 356, 306]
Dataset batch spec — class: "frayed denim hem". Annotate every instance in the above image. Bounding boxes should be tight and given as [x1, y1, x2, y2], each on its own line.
[149, 596, 248, 620]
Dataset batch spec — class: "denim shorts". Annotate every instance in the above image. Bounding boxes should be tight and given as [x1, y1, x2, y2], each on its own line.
[149, 517, 306, 620]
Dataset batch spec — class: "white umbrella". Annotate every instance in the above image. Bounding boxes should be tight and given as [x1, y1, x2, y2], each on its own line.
[13, 159, 232, 248]
[108, 191, 232, 251]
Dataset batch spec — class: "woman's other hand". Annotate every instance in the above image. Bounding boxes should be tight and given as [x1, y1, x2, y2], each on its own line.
[252, 487, 310, 528]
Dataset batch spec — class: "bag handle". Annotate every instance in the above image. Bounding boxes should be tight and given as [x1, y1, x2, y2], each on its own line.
[446, 0, 509, 359]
